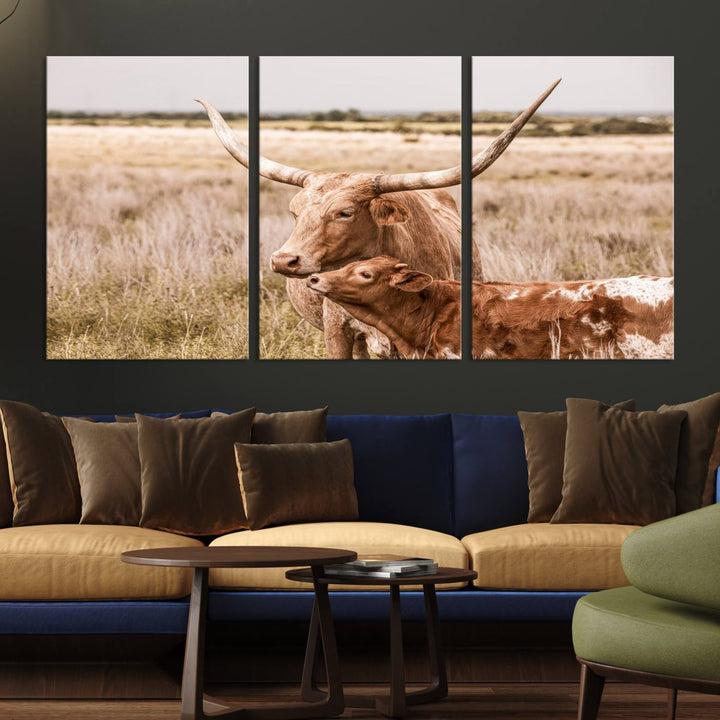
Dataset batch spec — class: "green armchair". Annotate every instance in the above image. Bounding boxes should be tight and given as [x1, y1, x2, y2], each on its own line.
[572, 503, 720, 720]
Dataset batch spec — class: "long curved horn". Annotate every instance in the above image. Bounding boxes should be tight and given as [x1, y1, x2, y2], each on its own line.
[195, 99, 311, 187]
[372, 78, 561, 194]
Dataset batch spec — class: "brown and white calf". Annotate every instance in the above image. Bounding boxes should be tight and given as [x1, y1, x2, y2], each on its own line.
[307, 256, 674, 360]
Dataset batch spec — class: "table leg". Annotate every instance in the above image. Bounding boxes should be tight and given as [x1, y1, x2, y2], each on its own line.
[300, 597, 324, 702]
[310, 567, 345, 715]
[375, 585, 406, 718]
[344, 583, 448, 718]
[405, 584, 448, 705]
[181, 567, 209, 720]
[389, 585, 407, 716]
[181, 566, 343, 720]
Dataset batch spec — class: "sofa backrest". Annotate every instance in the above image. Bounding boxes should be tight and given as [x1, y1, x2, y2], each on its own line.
[86, 409, 211, 422]
[81, 409, 531, 539]
[327, 414, 455, 535]
[451, 414, 529, 537]
[328, 413, 529, 538]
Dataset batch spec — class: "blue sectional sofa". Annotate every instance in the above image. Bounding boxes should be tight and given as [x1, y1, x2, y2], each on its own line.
[0, 411, 673, 637]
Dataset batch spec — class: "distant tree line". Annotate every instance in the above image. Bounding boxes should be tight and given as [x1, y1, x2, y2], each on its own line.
[563, 117, 673, 136]
[473, 112, 672, 136]
[259, 109, 461, 122]
[47, 109, 673, 136]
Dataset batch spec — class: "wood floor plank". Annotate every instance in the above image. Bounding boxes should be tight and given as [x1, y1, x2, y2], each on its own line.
[0, 683, 718, 719]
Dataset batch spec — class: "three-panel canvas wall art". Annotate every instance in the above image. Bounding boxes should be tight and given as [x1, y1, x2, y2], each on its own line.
[46, 56, 673, 360]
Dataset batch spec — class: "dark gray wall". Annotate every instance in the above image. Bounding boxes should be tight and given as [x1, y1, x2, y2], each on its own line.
[0, 0, 717, 415]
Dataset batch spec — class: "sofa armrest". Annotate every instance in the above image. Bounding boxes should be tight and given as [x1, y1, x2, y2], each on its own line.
[621, 503, 720, 611]
[716, 465, 720, 504]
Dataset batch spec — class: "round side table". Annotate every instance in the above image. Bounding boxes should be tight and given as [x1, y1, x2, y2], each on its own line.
[122, 546, 356, 720]
[286, 566, 477, 718]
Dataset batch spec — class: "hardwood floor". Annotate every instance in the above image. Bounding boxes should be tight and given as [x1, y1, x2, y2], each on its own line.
[0, 683, 719, 719]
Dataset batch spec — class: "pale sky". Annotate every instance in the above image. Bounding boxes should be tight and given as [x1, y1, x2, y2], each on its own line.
[47, 57, 248, 113]
[46, 56, 673, 116]
[473, 57, 673, 114]
[261, 57, 461, 114]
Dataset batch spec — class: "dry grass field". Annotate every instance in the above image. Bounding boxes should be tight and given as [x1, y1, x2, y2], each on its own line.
[47, 122, 248, 359]
[473, 135, 673, 283]
[47, 120, 672, 360]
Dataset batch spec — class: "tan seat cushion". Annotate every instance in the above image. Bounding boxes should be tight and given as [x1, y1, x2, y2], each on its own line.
[209, 521, 469, 591]
[0, 525, 203, 600]
[462, 523, 639, 591]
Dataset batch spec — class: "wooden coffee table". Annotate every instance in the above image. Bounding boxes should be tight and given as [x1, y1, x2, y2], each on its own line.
[122, 546, 356, 720]
[286, 566, 477, 718]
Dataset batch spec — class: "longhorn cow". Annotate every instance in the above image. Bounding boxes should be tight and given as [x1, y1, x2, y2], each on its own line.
[197, 79, 560, 358]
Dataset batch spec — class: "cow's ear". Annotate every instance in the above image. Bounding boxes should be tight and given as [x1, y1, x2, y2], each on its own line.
[390, 269, 434, 293]
[369, 197, 409, 225]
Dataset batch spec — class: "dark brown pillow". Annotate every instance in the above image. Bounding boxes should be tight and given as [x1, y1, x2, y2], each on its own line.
[115, 414, 180, 423]
[704, 426, 720, 506]
[234, 440, 358, 531]
[0, 434, 13, 528]
[0, 400, 81, 526]
[62, 417, 141, 525]
[552, 398, 686, 525]
[518, 399, 636, 522]
[212, 407, 328, 444]
[138, 409, 255, 536]
[658, 393, 720, 514]
[252, 408, 328, 443]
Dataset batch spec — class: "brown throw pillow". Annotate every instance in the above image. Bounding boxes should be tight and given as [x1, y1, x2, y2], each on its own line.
[212, 407, 328, 444]
[658, 393, 720, 514]
[235, 440, 358, 531]
[115, 414, 181, 422]
[138, 409, 255, 536]
[704, 427, 720, 506]
[0, 400, 81, 526]
[252, 408, 328, 443]
[518, 399, 636, 522]
[552, 398, 686, 525]
[62, 417, 141, 525]
[0, 434, 13, 528]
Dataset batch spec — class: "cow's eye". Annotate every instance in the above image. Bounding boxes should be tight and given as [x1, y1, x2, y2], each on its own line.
[337, 209, 354, 218]
[361, 271, 372, 279]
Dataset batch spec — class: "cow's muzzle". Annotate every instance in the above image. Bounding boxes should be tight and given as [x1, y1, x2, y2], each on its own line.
[270, 251, 319, 277]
